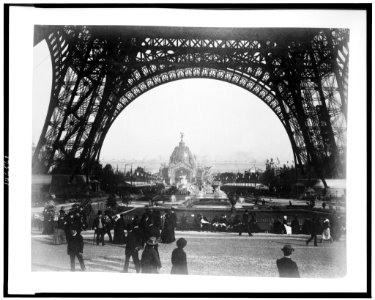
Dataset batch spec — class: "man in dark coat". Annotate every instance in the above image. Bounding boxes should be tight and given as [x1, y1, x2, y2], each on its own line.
[306, 216, 319, 246]
[171, 238, 188, 275]
[67, 228, 86, 271]
[141, 213, 152, 239]
[113, 214, 126, 244]
[133, 219, 146, 247]
[276, 244, 300, 278]
[152, 210, 162, 229]
[239, 210, 253, 236]
[123, 224, 142, 273]
[291, 216, 300, 234]
[92, 210, 106, 246]
[104, 211, 113, 243]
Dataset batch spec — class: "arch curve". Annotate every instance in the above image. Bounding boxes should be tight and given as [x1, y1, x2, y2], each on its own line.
[32, 25, 348, 179]
[97, 65, 305, 167]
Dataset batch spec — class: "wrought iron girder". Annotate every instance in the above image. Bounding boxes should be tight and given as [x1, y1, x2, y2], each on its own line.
[33, 25, 349, 177]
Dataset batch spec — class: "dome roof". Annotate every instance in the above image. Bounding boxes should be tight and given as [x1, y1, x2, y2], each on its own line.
[169, 135, 195, 167]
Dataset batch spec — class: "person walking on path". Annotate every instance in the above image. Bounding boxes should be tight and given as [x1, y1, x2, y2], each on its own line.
[306, 216, 320, 246]
[276, 244, 300, 278]
[171, 238, 188, 275]
[67, 228, 86, 271]
[123, 224, 142, 273]
[141, 237, 162, 274]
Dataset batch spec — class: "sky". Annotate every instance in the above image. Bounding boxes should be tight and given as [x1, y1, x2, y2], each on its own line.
[33, 40, 294, 173]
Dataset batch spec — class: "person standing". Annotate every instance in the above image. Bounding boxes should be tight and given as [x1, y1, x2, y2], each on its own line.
[171, 238, 188, 275]
[141, 237, 162, 274]
[276, 244, 300, 278]
[67, 228, 86, 271]
[54, 209, 67, 244]
[123, 224, 142, 273]
[283, 216, 292, 235]
[104, 212, 113, 243]
[161, 211, 176, 243]
[59, 206, 66, 216]
[113, 215, 126, 244]
[92, 210, 106, 246]
[306, 216, 319, 246]
[321, 218, 333, 243]
[239, 210, 253, 236]
[291, 216, 300, 234]
[170, 208, 177, 230]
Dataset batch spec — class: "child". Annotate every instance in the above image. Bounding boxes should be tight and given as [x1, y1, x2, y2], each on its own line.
[171, 237, 188, 275]
[67, 228, 86, 271]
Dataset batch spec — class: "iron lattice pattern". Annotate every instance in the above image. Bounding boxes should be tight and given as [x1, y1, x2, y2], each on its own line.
[32, 26, 349, 178]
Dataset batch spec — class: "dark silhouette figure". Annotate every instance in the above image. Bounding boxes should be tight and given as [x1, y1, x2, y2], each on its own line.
[239, 210, 253, 236]
[92, 211, 106, 246]
[67, 229, 85, 271]
[291, 216, 300, 234]
[306, 217, 320, 246]
[123, 224, 142, 273]
[171, 238, 188, 275]
[276, 244, 300, 278]
[141, 237, 162, 273]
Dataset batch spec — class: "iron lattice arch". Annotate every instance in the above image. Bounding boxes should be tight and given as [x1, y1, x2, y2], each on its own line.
[32, 25, 349, 180]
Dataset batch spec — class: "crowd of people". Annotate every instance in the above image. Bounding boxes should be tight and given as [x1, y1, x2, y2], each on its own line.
[36, 204, 344, 276]
[66, 206, 187, 274]
[180, 210, 345, 242]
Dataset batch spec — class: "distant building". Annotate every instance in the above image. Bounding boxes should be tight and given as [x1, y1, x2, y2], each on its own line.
[160, 133, 210, 185]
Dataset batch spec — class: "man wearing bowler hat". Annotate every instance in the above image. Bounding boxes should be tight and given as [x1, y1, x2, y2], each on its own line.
[276, 244, 300, 278]
[67, 228, 86, 271]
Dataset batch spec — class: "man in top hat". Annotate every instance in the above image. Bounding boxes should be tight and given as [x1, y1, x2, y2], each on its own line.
[276, 244, 300, 278]
[92, 210, 106, 246]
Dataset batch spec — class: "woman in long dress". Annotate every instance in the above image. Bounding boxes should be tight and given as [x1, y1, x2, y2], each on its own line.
[113, 215, 126, 244]
[161, 212, 176, 243]
[321, 219, 333, 243]
[141, 237, 162, 273]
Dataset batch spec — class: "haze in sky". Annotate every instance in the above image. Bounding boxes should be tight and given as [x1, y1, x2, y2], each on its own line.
[33, 40, 294, 172]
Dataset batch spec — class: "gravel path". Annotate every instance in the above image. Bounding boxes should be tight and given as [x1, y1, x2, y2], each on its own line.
[32, 230, 346, 278]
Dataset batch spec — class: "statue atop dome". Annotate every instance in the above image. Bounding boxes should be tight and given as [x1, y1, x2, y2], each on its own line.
[180, 131, 184, 143]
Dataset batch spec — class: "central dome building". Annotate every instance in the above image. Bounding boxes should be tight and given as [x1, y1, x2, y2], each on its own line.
[168, 133, 196, 185]
[159, 133, 211, 186]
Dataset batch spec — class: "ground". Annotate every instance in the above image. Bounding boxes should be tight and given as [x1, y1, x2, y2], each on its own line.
[32, 230, 346, 278]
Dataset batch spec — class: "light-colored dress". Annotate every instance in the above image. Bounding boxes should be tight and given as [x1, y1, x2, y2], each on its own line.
[322, 221, 332, 240]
